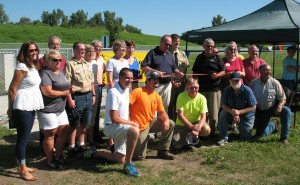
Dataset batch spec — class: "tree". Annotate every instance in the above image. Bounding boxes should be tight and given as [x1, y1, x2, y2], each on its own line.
[69, 10, 88, 27]
[18, 17, 31, 25]
[0, 4, 9, 24]
[88, 12, 103, 27]
[124, 24, 142, 34]
[211, 15, 227, 26]
[41, 9, 66, 26]
[103, 11, 123, 46]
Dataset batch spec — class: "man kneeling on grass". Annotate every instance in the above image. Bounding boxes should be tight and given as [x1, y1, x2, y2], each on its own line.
[172, 77, 211, 151]
[129, 71, 176, 161]
[217, 72, 257, 146]
[83, 68, 140, 177]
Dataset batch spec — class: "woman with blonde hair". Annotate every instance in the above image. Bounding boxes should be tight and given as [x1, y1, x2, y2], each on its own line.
[106, 40, 129, 89]
[221, 41, 245, 91]
[37, 49, 73, 169]
[7, 41, 44, 181]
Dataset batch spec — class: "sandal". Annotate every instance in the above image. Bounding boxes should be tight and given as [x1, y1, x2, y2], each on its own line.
[18, 167, 37, 173]
[20, 171, 38, 181]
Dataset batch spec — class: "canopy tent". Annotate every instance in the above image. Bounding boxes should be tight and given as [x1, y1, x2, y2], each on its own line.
[185, 0, 300, 126]
[186, 0, 300, 44]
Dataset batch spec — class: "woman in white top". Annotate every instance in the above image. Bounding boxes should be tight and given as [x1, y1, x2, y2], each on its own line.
[106, 40, 129, 89]
[7, 41, 44, 181]
[84, 44, 100, 145]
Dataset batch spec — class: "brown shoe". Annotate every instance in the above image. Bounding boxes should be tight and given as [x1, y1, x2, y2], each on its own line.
[273, 119, 280, 133]
[281, 139, 289, 145]
[157, 151, 175, 160]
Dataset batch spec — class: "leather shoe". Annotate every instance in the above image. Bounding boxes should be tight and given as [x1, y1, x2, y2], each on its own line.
[157, 150, 175, 160]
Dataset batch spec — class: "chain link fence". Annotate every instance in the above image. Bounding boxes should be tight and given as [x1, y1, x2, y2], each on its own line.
[0, 44, 282, 122]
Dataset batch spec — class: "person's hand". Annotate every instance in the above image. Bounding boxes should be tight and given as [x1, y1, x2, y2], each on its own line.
[158, 71, 166, 77]
[68, 99, 76, 109]
[275, 105, 283, 115]
[191, 130, 199, 137]
[171, 81, 181, 88]
[131, 121, 140, 128]
[161, 121, 170, 133]
[233, 115, 240, 123]
[92, 96, 96, 105]
[211, 73, 218, 80]
[69, 85, 76, 94]
[176, 72, 184, 78]
[7, 109, 12, 119]
[232, 109, 240, 116]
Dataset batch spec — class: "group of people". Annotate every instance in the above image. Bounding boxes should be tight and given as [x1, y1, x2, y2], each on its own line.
[7, 34, 293, 180]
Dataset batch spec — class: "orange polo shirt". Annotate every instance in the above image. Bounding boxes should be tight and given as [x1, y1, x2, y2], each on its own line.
[129, 86, 164, 131]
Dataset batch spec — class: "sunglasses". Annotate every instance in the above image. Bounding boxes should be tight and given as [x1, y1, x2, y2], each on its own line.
[29, 49, 38, 53]
[230, 48, 236, 51]
[52, 59, 62, 62]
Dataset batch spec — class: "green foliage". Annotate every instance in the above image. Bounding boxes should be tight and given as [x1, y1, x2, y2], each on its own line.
[69, 10, 88, 27]
[103, 11, 123, 46]
[124, 24, 142, 34]
[0, 3, 9, 24]
[18, 17, 31, 25]
[212, 14, 227, 26]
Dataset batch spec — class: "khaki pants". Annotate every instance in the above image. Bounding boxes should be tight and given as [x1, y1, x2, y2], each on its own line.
[133, 118, 175, 159]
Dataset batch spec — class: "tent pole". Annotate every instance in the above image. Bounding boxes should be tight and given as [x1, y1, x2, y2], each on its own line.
[294, 43, 299, 127]
[272, 44, 275, 75]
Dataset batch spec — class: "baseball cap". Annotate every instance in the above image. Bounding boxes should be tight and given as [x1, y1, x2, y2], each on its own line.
[146, 71, 160, 80]
[230, 72, 241, 80]
[186, 133, 200, 146]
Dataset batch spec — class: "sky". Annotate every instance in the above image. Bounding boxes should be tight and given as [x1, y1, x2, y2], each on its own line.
[1, 0, 298, 36]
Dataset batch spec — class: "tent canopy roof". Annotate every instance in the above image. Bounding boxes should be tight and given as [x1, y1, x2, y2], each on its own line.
[186, 0, 300, 44]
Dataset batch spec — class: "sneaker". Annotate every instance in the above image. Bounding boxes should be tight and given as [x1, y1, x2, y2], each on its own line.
[83, 148, 97, 158]
[47, 159, 65, 170]
[77, 145, 89, 153]
[157, 151, 175, 160]
[123, 163, 140, 177]
[281, 139, 289, 145]
[217, 139, 228, 146]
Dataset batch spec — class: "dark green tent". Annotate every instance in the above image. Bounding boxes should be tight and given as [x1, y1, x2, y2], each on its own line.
[186, 0, 300, 44]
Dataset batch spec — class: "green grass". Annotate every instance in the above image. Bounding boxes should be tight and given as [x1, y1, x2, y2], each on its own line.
[1, 117, 300, 184]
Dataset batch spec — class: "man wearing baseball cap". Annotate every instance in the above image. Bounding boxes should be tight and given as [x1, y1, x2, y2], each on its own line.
[129, 71, 176, 160]
[217, 72, 257, 146]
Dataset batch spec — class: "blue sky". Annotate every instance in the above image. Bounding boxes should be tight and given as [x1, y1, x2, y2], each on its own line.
[1, 0, 297, 36]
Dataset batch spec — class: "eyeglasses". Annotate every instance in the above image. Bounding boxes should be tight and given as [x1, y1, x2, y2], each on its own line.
[230, 48, 236, 51]
[189, 86, 199, 90]
[51, 59, 61, 62]
[76, 48, 85, 51]
[51, 43, 60, 46]
[214, 51, 219, 54]
[29, 49, 38, 53]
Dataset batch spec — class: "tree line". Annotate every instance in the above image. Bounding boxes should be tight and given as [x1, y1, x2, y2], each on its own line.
[0, 4, 142, 46]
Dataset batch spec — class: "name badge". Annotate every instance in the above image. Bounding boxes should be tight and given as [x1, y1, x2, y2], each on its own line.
[225, 63, 231, 66]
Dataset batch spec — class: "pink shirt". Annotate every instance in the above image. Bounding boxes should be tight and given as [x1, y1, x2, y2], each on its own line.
[243, 57, 265, 85]
[221, 57, 244, 90]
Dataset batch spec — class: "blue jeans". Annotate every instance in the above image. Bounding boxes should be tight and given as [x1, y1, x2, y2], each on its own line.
[14, 109, 36, 164]
[68, 92, 93, 127]
[255, 105, 291, 140]
[218, 110, 254, 140]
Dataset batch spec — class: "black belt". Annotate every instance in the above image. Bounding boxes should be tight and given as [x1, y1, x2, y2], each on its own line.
[73, 91, 91, 96]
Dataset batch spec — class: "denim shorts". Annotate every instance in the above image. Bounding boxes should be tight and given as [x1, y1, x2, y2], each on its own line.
[66, 92, 92, 127]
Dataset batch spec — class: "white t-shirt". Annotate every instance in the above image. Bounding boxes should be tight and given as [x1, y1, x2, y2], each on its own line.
[13, 63, 44, 111]
[106, 57, 129, 82]
[104, 83, 129, 124]
[87, 59, 98, 84]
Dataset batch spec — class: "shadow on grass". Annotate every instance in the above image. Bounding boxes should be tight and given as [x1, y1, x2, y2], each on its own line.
[0, 130, 125, 176]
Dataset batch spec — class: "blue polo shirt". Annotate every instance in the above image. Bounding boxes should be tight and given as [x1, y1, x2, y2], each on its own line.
[221, 84, 257, 119]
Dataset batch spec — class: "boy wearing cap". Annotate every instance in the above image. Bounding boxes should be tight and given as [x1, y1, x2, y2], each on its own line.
[217, 72, 257, 146]
[129, 71, 175, 160]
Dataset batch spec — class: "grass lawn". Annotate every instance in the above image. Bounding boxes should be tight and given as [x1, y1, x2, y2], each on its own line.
[0, 116, 300, 185]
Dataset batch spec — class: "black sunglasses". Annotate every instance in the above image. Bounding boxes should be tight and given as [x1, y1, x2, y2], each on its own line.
[52, 59, 62, 62]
